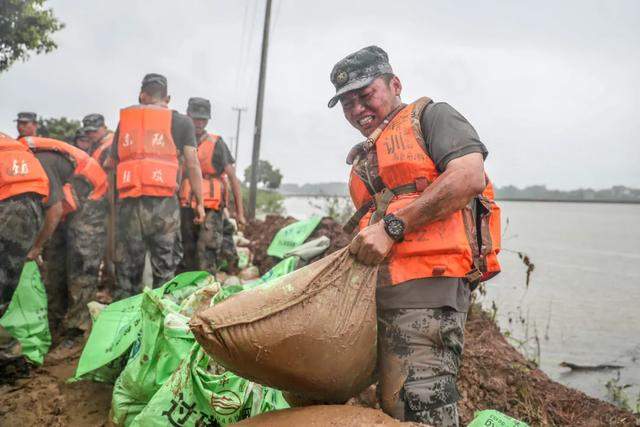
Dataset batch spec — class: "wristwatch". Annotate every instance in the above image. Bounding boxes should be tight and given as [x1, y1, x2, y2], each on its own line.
[382, 214, 405, 242]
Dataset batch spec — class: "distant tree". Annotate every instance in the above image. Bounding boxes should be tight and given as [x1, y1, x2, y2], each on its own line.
[244, 160, 283, 190]
[0, 0, 65, 72]
[37, 117, 80, 142]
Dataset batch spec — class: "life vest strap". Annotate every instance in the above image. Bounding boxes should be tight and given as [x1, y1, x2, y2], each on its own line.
[342, 178, 430, 234]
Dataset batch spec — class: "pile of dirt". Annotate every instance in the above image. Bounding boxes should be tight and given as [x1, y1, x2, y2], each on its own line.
[244, 215, 297, 273]
[457, 305, 637, 425]
[244, 215, 353, 274]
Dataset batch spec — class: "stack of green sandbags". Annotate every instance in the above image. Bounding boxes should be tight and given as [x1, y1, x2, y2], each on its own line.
[110, 279, 289, 426]
[72, 271, 215, 383]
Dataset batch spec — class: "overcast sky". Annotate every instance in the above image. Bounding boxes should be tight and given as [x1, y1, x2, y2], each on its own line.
[1, 0, 638, 189]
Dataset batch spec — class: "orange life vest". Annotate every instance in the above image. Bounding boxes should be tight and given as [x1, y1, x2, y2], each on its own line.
[116, 105, 179, 199]
[178, 133, 223, 210]
[91, 131, 114, 167]
[20, 136, 107, 215]
[0, 132, 49, 201]
[348, 98, 501, 285]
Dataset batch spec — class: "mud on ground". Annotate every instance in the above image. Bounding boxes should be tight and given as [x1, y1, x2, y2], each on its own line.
[0, 345, 111, 426]
[1, 216, 637, 426]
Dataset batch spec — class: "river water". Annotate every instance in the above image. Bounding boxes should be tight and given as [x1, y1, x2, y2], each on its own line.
[283, 197, 640, 405]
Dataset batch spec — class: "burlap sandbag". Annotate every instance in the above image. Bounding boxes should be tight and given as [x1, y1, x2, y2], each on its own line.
[190, 247, 378, 403]
[232, 405, 422, 426]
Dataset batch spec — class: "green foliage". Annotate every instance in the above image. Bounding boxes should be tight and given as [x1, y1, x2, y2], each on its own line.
[605, 373, 640, 414]
[0, 0, 65, 72]
[37, 116, 80, 142]
[241, 186, 284, 215]
[244, 160, 283, 190]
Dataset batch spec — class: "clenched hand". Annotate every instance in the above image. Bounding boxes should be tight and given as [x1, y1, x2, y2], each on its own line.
[349, 221, 394, 265]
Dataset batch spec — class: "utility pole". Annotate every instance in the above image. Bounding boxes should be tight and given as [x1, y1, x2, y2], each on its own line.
[232, 106, 246, 163]
[248, 0, 272, 219]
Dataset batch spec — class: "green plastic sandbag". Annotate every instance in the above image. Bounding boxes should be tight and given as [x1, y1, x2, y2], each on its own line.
[131, 344, 289, 426]
[468, 410, 528, 427]
[0, 261, 50, 365]
[244, 256, 299, 290]
[110, 290, 196, 426]
[72, 271, 213, 383]
[266, 216, 322, 258]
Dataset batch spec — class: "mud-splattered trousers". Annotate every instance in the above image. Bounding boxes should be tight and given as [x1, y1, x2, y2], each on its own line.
[377, 306, 467, 427]
[114, 196, 180, 300]
[178, 207, 224, 274]
[220, 216, 239, 271]
[43, 198, 107, 334]
[0, 196, 43, 305]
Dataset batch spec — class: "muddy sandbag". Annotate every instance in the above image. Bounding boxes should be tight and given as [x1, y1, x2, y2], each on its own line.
[232, 405, 420, 426]
[190, 247, 377, 403]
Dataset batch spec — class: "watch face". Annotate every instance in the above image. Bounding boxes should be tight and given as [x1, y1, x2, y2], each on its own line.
[387, 219, 404, 238]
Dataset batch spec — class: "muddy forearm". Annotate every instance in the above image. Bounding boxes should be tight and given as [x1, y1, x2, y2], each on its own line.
[395, 154, 486, 233]
[186, 164, 204, 206]
[33, 202, 63, 251]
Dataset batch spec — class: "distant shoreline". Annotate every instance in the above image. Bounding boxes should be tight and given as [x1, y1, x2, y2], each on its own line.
[280, 194, 640, 204]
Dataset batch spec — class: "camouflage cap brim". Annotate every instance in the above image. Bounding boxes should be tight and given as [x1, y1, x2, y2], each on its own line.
[327, 75, 376, 108]
[188, 112, 211, 120]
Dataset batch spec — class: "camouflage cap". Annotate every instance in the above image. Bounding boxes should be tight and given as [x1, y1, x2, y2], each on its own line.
[82, 113, 105, 131]
[187, 97, 211, 119]
[328, 45, 393, 108]
[15, 112, 37, 122]
[141, 73, 168, 89]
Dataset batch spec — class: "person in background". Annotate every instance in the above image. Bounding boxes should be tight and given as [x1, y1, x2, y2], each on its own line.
[0, 131, 50, 362]
[177, 97, 245, 274]
[82, 113, 114, 168]
[328, 46, 501, 426]
[110, 73, 205, 299]
[18, 134, 108, 344]
[15, 112, 38, 138]
[73, 127, 92, 152]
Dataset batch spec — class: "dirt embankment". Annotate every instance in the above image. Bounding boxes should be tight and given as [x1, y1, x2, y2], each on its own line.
[0, 215, 637, 426]
[244, 215, 352, 274]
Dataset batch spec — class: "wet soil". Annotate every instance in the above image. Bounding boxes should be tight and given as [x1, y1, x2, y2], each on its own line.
[244, 215, 352, 274]
[1, 216, 637, 426]
[0, 345, 111, 426]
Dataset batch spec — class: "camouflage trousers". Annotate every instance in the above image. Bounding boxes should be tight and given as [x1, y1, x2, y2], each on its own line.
[0, 196, 43, 305]
[43, 199, 107, 334]
[114, 196, 180, 300]
[376, 307, 466, 427]
[178, 208, 224, 274]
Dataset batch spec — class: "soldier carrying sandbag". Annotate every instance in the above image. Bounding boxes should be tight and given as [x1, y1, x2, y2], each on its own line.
[327, 46, 502, 426]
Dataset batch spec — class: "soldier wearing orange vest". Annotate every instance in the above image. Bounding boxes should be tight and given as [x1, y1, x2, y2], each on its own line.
[177, 97, 245, 274]
[82, 113, 114, 169]
[0, 132, 49, 306]
[110, 74, 205, 299]
[328, 46, 501, 426]
[18, 135, 108, 341]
